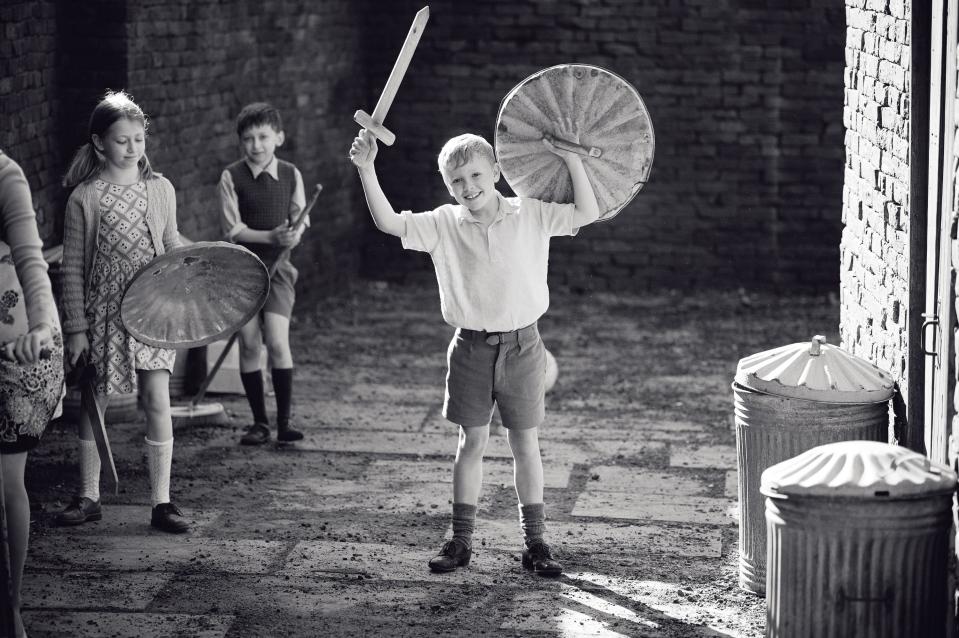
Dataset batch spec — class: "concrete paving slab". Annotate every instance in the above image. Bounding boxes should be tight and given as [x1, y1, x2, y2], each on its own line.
[281, 540, 521, 586]
[572, 490, 737, 526]
[305, 401, 430, 431]
[22, 611, 234, 637]
[725, 470, 738, 498]
[582, 468, 712, 495]
[669, 445, 737, 469]
[587, 439, 669, 460]
[363, 458, 573, 489]
[46, 505, 221, 536]
[29, 535, 289, 573]
[565, 571, 764, 637]
[502, 588, 670, 637]
[268, 478, 474, 512]
[448, 518, 722, 559]
[24, 570, 170, 610]
[541, 413, 708, 441]
[291, 430, 463, 457]
[342, 383, 444, 405]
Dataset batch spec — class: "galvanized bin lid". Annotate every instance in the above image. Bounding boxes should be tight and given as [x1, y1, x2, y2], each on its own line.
[735, 335, 895, 403]
[761, 440, 957, 499]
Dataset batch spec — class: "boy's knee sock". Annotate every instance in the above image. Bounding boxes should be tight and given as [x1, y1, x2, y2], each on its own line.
[145, 437, 173, 507]
[271, 367, 293, 426]
[78, 438, 101, 502]
[240, 370, 270, 425]
[519, 503, 545, 545]
[451, 502, 477, 547]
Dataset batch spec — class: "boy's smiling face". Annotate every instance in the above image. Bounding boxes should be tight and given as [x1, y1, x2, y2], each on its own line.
[441, 155, 501, 215]
[240, 123, 284, 168]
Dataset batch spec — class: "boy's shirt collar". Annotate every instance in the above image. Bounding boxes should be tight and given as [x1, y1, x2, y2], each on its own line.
[456, 192, 518, 225]
[244, 155, 279, 180]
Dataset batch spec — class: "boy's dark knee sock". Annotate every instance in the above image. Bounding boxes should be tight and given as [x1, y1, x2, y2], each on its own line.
[240, 370, 270, 425]
[519, 503, 545, 545]
[271, 367, 293, 426]
[452, 502, 476, 547]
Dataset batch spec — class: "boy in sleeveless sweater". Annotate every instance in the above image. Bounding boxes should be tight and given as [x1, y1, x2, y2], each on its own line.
[218, 102, 308, 445]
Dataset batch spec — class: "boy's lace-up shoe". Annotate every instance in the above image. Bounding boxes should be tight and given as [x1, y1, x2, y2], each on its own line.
[55, 496, 102, 526]
[239, 422, 271, 445]
[150, 502, 190, 534]
[276, 421, 304, 442]
[428, 538, 472, 573]
[522, 540, 562, 577]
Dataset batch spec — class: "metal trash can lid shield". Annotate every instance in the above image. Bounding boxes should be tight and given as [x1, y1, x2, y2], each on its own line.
[735, 335, 895, 403]
[761, 440, 957, 499]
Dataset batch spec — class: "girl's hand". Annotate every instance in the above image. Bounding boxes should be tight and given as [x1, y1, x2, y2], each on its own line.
[349, 129, 378, 169]
[65, 332, 89, 367]
[1, 324, 53, 364]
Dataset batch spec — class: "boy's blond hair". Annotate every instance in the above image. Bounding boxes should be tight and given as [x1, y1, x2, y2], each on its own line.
[437, 134, 496, 174]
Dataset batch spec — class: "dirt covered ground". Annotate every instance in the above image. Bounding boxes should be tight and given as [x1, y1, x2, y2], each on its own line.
[22, 281, 839, 637]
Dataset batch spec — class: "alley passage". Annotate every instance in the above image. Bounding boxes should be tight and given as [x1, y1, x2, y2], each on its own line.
[22, 283, 835, 637]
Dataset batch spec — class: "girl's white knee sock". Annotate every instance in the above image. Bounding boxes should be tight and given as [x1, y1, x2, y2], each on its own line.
[78, 438, 101, 502]
[145, 437, 173, 507]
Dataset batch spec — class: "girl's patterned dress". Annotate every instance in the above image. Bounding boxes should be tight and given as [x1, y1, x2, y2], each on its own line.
[85, 180, 175, 395]
[0, 243, 64, 452]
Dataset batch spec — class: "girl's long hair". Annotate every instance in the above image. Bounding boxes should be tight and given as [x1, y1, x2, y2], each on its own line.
[62, 90, 155, 188]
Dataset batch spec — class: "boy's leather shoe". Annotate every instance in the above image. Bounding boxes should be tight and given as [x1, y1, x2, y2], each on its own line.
[239, 422, 271, 445]
[428, 538, 472, 573]
[151, 502, 190, 533]
[276, 421, 304, 442]
[55, 496, 102, 526]
[522, 540, 562, 577]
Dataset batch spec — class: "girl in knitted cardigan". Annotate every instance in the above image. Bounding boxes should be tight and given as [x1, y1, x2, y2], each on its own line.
[57, 91, 189, 534]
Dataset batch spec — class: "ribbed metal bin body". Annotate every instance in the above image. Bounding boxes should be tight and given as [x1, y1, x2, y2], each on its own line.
[765, 495, 952, 638]
[733, 383, 886, 594]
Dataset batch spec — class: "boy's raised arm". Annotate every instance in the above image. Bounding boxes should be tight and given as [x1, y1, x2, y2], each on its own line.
[350, 129, 406, 238]
[543, 137, 601, 228]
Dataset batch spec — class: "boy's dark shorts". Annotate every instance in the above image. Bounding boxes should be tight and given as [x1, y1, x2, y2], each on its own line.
[444, 323, 546, 430]
[263, 258, 297, 318]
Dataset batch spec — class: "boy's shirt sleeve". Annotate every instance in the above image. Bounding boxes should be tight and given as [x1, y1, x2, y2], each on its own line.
[290, 166, 308, 227]
[400, 207, 441, 253]
[218, 169, 247, 241]
[531, 198, 579, 237]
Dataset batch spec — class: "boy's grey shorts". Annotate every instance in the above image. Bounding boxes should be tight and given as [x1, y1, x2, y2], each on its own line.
[443, 322, 546, 430]
[262, 258, 297, 318]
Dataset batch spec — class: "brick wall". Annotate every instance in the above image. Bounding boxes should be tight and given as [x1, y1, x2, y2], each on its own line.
[1, 0, 845, 295]
[839, 1, 910, 419]
[360, 0, 846, 293]
[0, 1, 64, 241]
[121, 0, 366, 298]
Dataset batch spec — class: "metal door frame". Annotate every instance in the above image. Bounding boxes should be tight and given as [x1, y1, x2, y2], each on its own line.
[921, 0, 958, 464]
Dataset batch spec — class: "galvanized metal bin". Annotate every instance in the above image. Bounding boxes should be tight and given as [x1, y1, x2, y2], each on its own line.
[733, 336, 893, 595]
[761, 441, 956, 638]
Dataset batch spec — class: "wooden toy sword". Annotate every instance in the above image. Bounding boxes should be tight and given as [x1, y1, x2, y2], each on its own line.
[353, 6, 430, 146]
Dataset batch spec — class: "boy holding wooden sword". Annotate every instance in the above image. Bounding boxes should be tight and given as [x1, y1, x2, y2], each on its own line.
[348, 6, 600, 575]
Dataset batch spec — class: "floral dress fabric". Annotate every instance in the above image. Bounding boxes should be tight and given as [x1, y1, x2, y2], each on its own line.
[86, 180, 174, 395]
[0, 244, 64, 452]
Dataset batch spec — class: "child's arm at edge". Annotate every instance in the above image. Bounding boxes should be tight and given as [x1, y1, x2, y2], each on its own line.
[350, 129, 405, 238]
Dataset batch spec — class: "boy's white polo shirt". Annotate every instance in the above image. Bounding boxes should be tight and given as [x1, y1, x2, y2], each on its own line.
[401, 193, 577, 332]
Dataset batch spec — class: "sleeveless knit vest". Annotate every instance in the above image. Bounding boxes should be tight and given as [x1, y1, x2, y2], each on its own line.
[227, 159, 296, 264]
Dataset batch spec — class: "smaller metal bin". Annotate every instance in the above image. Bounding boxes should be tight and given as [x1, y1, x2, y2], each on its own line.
[761, 441, 957, 638]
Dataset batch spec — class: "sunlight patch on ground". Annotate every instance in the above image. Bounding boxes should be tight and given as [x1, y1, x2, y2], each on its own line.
[566, 572, 755, 637]
[562, 587, 660, 630]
